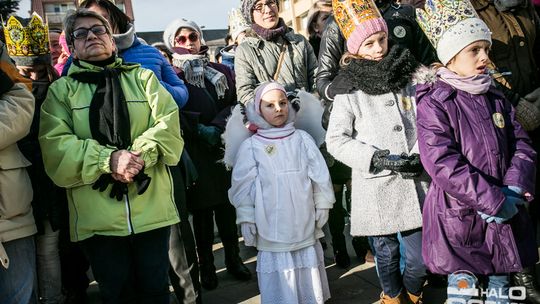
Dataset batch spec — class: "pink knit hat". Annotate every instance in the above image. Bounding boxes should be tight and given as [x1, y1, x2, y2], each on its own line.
[346, 17, 388, 55]
[254, 82, 287, 115]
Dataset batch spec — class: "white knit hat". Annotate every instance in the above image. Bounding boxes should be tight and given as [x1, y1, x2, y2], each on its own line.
[163, 19, 206, 52]
[416, 0, 492, 65]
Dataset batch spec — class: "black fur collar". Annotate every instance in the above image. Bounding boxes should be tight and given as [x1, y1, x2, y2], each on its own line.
[340, 45, 419, 95]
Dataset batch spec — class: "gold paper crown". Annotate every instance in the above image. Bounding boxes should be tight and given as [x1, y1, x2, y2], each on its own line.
[4, 12, 50, 63]
[416, 0, 479, 49]
[332, 0, 382, 40]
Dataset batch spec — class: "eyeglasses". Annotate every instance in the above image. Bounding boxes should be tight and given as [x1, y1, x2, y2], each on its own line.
[175, 32, 199, 45]
[72, 25, 108, 40]
[253, 0, 277, 13]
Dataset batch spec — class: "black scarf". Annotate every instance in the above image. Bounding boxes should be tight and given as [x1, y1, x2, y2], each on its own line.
[339, 45, 419, 95]
[251, 18, 288, 41]
[70, 57, 150, 200]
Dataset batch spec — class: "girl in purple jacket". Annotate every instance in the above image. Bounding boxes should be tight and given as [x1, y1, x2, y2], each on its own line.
[416, 0, 537, 302]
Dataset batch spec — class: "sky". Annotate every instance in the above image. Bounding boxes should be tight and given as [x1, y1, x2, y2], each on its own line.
[16, 0, 240, 31]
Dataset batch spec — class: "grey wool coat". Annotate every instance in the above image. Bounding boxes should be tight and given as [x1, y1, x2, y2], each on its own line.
[234, 28, 318, 105]
[325, 85, 429, 236]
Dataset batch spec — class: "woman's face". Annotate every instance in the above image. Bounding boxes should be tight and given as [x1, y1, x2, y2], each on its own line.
[357, 31, 388, 61]
[71, 17, 115, 61]
[260, 89, 289, 127]
[447, 40, 491, 77]
[252, 0, 279, 29]
[312, 11, 330, 38]
[174, 28, 201, 55]
[86, 4, 118, 34]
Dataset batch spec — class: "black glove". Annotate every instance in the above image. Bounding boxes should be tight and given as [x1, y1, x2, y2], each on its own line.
[398, 153, 424, 179]
[0, 69, 14, 96]
[371, 150, 416, 174]
[133, 169, 152, 195]
[327, 72, 355, 99]
[286, 90, 300, 112]
[109, 181, 128, 201]
[92, 174, 114, 192]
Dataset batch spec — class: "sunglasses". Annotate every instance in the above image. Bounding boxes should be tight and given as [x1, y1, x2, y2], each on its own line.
[72, 25, 108, 40]
[175, 32, 199, 45]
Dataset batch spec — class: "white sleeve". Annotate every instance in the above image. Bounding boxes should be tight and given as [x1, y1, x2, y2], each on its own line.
[301, 131, 335, 209]
[228, 139, 257, 224]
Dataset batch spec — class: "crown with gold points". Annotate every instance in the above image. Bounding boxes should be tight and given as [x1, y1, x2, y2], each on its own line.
[4, 12, 51, 66]
[416, 0, 491, 64]
[332, 0, 387, 54]
[332, 0, 382, 40]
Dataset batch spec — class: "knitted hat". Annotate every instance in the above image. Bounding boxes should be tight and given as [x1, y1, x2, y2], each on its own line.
[241, 0, 280, 24]
[416, 0, 492, 65]
[332, 0, 388, 54]
[254, 81, 287, 115]
[163, 18, 206, 52]
[4, 13, 51, 66]
[229, 8, 250, 42]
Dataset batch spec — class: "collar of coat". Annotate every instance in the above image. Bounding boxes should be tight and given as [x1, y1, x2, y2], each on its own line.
[67, 57, 140, 77]
[242, 27, 303, 49]
[339, 45, 419, 95]
[413, 65, 505, 103]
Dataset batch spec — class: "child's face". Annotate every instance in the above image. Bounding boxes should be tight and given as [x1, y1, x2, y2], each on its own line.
[260, 90, 289, 127]
[447, 40, 491, 77]
[357, 31, 388, 61]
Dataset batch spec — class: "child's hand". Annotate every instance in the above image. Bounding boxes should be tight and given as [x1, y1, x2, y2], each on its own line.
[315, 209, 330, 228]
[241, 222, 257, 247]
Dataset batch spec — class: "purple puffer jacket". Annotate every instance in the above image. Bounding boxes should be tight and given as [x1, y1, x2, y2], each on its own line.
[416, 72, 538, 275]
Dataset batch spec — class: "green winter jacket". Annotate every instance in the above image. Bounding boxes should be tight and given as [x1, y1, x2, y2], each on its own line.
[39, 58, 183, 241]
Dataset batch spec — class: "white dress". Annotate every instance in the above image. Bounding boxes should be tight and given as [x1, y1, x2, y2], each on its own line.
[229, 123, 335, 304]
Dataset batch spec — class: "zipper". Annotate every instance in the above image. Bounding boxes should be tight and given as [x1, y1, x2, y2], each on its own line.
[124, 194, 134, 234]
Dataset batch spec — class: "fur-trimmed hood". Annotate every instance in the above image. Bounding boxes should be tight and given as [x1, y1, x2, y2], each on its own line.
[412, 65, 439, 104]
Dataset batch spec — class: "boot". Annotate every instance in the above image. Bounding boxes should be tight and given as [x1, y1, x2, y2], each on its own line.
[380, 292, 407, 304]
[199, 262, 218, 290]
[333, 247, 351, 268]
[406, 291, 423, 304]
[512, 266, 540, 304]
[224, 242, 251, 281]
[351, 236, 369, 264]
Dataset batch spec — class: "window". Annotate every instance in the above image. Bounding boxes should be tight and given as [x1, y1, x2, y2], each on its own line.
[283, 0, 291, 9]
[298, 12, 308, 30]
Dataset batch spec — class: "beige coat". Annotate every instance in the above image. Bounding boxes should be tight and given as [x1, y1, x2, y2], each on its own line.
[0, 79, 36, 268]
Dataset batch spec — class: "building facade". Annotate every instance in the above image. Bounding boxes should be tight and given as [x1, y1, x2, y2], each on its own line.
[30, 0, 134, 29]
[279, 0, 318, 37]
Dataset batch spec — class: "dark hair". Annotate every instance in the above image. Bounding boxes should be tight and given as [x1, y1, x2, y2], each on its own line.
[64, 9, 112, 46]
[79, 0, 132, 34]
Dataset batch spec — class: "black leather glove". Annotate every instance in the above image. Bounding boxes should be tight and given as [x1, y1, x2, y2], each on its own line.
[398, 153, 423, 179]
[371, 150, 416, 174]
[109, 181, 128, 201]
[92, 174, 114, 192]
[327, 72, 355, 99]
[133, 169, 152, 195]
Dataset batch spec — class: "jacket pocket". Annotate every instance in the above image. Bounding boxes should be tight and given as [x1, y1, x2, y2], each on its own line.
[440, 208, 487, 248]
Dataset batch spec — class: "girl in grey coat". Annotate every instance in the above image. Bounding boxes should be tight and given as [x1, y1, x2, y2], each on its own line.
[325, 5, 428, 303]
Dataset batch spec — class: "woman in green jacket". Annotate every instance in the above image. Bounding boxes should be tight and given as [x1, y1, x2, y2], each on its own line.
[39, 9, 183, 304]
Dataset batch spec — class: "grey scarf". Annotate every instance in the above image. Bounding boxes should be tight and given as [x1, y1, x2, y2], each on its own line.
[171, 53, 229, 99]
